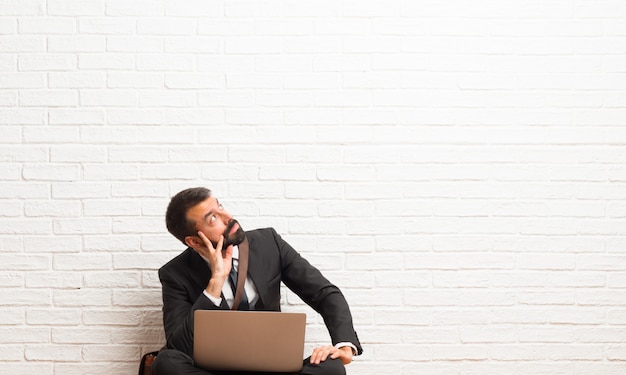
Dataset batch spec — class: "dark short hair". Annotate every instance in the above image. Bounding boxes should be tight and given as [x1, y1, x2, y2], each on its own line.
[165, 187, 212, 245]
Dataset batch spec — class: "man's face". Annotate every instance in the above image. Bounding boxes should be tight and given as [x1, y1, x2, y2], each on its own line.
[185, 197, 245, 250]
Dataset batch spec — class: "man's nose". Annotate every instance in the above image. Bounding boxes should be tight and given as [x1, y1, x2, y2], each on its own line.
[221, 211, 233, 223]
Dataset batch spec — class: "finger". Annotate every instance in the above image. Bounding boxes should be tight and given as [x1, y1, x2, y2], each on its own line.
[223, 244, 233, 259]
[310, 347, 321, 364]
[310, 346, 331, 365]
[216, 234, 224, 252]
[197, 231, 214, 250]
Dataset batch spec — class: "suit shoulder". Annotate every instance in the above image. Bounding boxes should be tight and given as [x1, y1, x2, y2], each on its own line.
[245, 227, 277, 240]
[159, 247, 193, 274]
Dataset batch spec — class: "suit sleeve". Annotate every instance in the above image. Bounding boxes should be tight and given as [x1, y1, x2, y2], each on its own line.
[269, 229, 363, 355]
[159, 264, 227, 356]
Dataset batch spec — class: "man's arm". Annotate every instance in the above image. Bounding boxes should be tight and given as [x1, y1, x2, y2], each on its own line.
[159, 258, 225, 356]
[268, 228, 363, 355]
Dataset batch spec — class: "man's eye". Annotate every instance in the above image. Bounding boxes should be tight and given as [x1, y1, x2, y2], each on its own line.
[218, 204, 224, 210]
[209, 215, 217, 223]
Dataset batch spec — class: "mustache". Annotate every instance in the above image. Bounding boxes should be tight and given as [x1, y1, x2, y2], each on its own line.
[224, 220, 238, 236]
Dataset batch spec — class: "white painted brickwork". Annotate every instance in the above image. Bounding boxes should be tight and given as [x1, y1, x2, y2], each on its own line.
[1, 0, 626, 374]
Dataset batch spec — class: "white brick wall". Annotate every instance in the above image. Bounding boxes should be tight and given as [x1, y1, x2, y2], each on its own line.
[1, 0, 626, 374]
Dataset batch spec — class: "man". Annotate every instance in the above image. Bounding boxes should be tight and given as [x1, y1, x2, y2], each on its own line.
[153, 187, 362, 375]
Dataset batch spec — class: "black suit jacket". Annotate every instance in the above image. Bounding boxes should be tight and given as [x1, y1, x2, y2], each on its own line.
[158, 227, 363, 357]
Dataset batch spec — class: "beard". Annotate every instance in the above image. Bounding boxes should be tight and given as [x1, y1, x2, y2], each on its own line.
[222, 219, 245, 248]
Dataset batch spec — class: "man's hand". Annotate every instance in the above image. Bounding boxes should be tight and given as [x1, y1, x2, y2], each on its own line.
[310, 345, 353, 365]
[194, 232, 233, 299]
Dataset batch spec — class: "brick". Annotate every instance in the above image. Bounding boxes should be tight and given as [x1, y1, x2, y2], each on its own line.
[0, 36, 45, 51]
[23, 126, 78, 143]
[111, 326, 163, 344]
[140, 164, 199, 180]
[520, 326, 577, 343]
[106, 0, 164, 16]
[0, 272, 24, 287]
[26, 309, 82, 325]
[51, 145, 107, 162]
[136, 54, 194, 71]
[141, 234, 180, 251]
[108, 147, 167, 162]
[0, 73, 45, 88]
[18, 54, 76, 71]
[83, 272, 141, 288]
[56, 362, 138, 374]
[19, 90, 78, 107]
[137, 18, 195, 35]
[80, 89, 137, 106]
[112, 290, 162, 307]
[84, 235, 141, 252]
[82, 344, 141, 361]
[198, 55, 255, 72]
[82, 309, 143, 326]
[24, 344, 82, 361]
[23, 164, 80, 181]
[111, 183, 169, 198]
[113, 253, 174, 270]
[576, 327, 625, 343]
[0, 164, 20, 181]
[53, 253, 112, 271]
[82, 164, 139, 181]
[0, 19, 14, 34]
[81, 125, 196, 143]
[83, 199, 141, 216]
[24, 236, 82, 252]
[577, 290, 626, 306]
[48, 36, 106, 52]
[107, 36, 162, 52]
[0, 289, 51, 306]
[254, 91, 312, 107]
[49, 109, 104, 124]
[226, 73, 282, 88]
[25, 272, 81, 288]
[52, 183, 110, 199]
[79, 17, 133, 34]
[107, 71, 163, 88]
[112, 217, 163, 234]
[165, 73, 224, 89]
[0, 345, 24, 361]
[51, 328, 110, 344]
[139, 91, 195, 107]
[164, 0, 221, 16]
[0, 219, 52, 235]
[78, 53, 135, 70]
[0, 328, 50, 343]
[0, 92, 16, 107]
[0, 182, 48, 199]
[164, 37, 221, 53]
[105, 109, 165, 125]
[48, 0, 103, 16]
[53, 289, 111, 307]
[18, 17, 75, 34]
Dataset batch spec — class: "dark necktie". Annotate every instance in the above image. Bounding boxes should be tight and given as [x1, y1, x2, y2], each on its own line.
[229, 258, 249, 310]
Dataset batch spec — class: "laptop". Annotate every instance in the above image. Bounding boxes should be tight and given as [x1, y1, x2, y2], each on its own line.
[193, 310, 306, 373]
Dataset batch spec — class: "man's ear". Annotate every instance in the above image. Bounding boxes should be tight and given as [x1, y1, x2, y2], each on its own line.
[184, 235, 201, 249]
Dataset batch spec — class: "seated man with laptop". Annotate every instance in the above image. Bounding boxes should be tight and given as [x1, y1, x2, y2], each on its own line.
[152, 187, 363, 375]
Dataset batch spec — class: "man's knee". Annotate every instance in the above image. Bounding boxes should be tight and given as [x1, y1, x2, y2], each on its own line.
[152, 349, 192, 375]
[302, 357, 346, 375]
[324, 358, 346, 375]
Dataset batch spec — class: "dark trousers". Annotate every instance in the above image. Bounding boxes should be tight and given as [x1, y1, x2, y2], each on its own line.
[152, 349, 346, 375]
